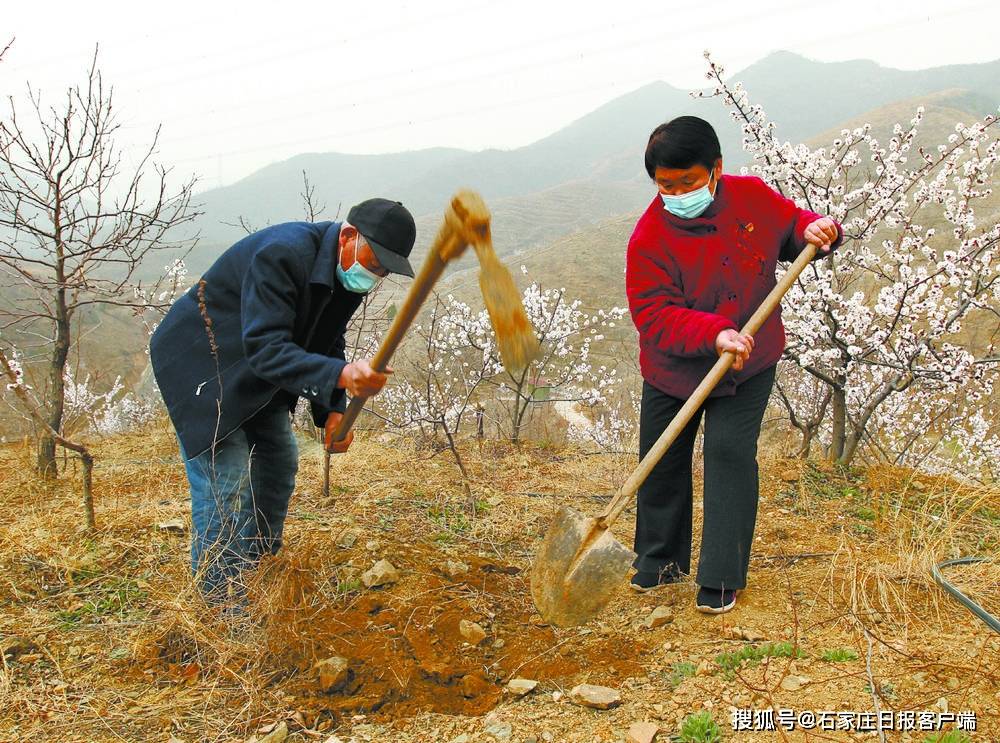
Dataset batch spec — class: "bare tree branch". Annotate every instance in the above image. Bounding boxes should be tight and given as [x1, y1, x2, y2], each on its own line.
[0, 47, 201, 475]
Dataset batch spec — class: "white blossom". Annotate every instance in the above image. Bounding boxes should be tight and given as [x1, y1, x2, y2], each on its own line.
[700, 52, 999, 479]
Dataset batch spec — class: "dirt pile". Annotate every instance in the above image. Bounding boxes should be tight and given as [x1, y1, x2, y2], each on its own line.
[135, 538, 649, 726]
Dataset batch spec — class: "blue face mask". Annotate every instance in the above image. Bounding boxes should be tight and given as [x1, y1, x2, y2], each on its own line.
[661, 172, 716, 219]
[336, 235, 381, 294]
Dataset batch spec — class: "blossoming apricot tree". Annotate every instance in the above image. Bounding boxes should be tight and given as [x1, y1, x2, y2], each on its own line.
[699, 54, 999, 478]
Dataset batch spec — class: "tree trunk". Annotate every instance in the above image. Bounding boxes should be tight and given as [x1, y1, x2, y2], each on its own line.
[828, 384, 847, 463]
[36, 436, 57, 479]
[439, 416, 474, 512]
[797, 427, 813, 459]
[37, 303, 71, 478]
[512, 400, 528, 444]
[81, 450, 95, 530]
[840, 428, 863, 466]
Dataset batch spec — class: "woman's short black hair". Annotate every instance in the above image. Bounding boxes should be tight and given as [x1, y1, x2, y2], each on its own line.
[644, 116, 722, 178]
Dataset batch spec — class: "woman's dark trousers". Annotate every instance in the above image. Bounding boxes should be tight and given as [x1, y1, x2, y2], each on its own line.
[632, 365, 776, 591]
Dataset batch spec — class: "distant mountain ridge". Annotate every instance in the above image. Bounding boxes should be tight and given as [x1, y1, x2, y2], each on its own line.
[736, 51, 1000, 140]
[187, 80, 687, 252]
[187, 51, 999, 269]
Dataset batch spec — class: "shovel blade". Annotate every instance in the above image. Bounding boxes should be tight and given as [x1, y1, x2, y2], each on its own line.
[530, 505, 636, 627]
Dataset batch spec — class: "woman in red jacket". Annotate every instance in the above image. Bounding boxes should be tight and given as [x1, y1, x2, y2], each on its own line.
[625, 116, 841, 613]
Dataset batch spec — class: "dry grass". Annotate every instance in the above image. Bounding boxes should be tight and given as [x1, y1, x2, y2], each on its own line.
[0, 420, 998, 742]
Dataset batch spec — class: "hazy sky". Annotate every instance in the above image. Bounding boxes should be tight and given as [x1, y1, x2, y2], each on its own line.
[3, 0, 997, 192]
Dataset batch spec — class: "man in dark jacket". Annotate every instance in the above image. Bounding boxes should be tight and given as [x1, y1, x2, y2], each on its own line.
[150, 198, 416, 605]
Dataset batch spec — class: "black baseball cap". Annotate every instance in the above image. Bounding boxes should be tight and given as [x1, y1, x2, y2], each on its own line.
[347, 198, 416, 278]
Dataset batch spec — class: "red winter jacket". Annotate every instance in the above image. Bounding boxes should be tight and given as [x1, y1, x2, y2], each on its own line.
[626, 174, 843, 400]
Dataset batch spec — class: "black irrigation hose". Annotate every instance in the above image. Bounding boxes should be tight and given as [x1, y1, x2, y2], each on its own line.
[931, 557, 1000, 634]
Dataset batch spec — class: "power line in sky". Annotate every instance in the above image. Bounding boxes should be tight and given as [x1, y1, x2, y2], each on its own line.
[121, 0, 804, 139]
[9, 0, 988, 191]
[158, 0, 992, 179]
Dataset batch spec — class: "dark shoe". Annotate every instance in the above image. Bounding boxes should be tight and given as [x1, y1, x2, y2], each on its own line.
[630, 569, 681, 593]
[696, 586, 738, 614]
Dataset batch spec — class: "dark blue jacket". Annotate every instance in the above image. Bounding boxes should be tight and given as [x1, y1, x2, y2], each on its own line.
[150, 221, 362, 459]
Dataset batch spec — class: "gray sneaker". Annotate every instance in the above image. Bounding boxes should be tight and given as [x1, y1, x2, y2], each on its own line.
[696, 586, 737, 614]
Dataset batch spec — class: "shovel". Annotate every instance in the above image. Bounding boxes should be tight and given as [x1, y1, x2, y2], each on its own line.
[530, 242, 821, 627]
[327, 189, 540, 448]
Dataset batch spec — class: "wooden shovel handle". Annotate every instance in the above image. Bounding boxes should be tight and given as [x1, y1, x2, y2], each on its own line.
[598, 242, 820, 526]
[330, 192, 490, 442]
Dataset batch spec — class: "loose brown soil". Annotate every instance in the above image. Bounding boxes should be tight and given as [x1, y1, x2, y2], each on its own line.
[136, 540, 648, 725]
[0, 422, 998, 742]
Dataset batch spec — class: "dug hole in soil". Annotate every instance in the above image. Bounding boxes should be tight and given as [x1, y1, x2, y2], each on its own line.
[137, 537, 647, 726]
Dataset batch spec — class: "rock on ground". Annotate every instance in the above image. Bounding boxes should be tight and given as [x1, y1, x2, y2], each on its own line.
[336, 528, 359, 548]
[568, 683, 621, 710]
[443, 559, 471, 579]
[253, 722, 288, 743]
[627, 721, 660, 743]
[724, 625, 765, 642]
[483, 721, 513, 740]
[313, 656, 349, 692]
[779, 675, 811, 691]
[505, 678, 538, 696]
[361, 559, 399, 588]
[459, 619, 488, 645]
[644, 606, 673, 628]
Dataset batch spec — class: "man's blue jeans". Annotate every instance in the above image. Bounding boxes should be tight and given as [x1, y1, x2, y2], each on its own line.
[178, 400, 299, 604]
